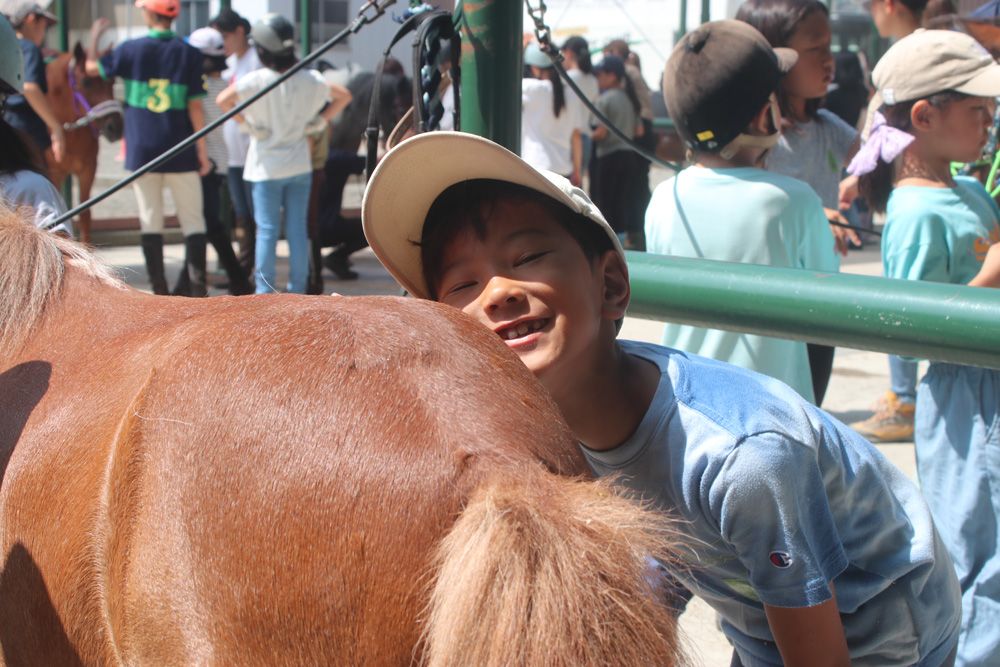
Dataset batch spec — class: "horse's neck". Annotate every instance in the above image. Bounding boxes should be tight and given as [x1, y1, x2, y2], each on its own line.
[45, 55, 78, 123]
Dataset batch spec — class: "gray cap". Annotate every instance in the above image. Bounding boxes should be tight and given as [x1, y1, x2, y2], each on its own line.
[0, 14, 24, 93]
[250, 13, 295, 56]
[1, 0, 58, 27]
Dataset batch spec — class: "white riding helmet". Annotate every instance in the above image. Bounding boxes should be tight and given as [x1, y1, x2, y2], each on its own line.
[0, 14, 24, 94]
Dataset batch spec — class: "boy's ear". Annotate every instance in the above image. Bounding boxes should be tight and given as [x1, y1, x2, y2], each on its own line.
[910, 99, 935, 132]
[747, 100, 775, 136]
[598, 250, 630, 321]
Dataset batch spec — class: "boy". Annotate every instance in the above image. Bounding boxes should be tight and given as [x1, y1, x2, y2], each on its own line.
[85, 0, 210, 297]
[1, 0, 64, 164]
[361, 21, 961, 667]
[645, 20, 838, 405]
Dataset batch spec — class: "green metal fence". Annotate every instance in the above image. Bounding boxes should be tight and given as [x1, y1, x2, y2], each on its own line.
[626, 251, 1000, 370]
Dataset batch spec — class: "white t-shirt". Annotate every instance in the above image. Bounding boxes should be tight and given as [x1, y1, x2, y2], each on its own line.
[566, 69, 598, 138]
[236, 68, 331, 182]
[1, 170, 71, 235]
[521, 77, 580, 176]
[222, 47, 262, 168]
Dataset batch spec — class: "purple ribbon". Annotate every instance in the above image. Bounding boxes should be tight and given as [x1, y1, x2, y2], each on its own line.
[846, 112, 915, 177]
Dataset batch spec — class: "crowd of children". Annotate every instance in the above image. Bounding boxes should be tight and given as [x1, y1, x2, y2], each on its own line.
[5, 1, 1000, 665]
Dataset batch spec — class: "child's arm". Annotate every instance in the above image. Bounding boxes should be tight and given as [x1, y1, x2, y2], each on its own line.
[84, 19, 110, 78]
[20, 82, 64, 162]
[764, 585, 850, 667]
[320, 82, 352, 122]
[570, 127, 582, 187]
[187, 99, 212, 176]
[968, 242, 1000, 288]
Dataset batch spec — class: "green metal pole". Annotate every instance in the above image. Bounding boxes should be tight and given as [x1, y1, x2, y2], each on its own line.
[458, 0, 522, 152]
[56, 0, 71, 211]
[677, 0, 687, 42]
[626, 252, 1000, 370]
[700, 0, 710, 24]
[300, 0, 311, 58]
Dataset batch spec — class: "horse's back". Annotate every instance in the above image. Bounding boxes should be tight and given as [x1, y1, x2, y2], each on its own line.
[2, 293, 589, 665]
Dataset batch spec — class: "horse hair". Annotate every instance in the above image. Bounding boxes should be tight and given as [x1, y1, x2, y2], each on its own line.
[423, 472, 689, 666]
[0, 207, 123, 355]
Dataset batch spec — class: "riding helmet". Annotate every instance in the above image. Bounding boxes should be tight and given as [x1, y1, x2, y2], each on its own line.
[135, 0, 180, 19]
[250, 13, 296, 56]
[0, 15, 24, 94]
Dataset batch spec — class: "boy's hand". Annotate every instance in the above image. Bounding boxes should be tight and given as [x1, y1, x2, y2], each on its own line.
[763, 586, 850, 667]
[825, 208, 861, 257]
[50, 125, 64, 163]
[838, 175, 859, 211]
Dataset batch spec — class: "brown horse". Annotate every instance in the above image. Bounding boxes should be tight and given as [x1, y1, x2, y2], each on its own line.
[0, 212, 685, 665]
[44, 41, 123, 245]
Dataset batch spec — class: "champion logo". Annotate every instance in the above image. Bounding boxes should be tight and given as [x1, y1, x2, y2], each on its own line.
[769, 551, 794, 569]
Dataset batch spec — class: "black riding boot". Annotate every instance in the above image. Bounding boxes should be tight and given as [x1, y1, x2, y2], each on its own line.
[307, 239, 324, 295]
[234, 215, 256, 276]
[208, 230, 253, 295]
[184, 233, 209, 298]
[140, 233, 169, 295]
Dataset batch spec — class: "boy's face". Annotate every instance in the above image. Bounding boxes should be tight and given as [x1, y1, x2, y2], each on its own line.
[433, 199, 616, 388]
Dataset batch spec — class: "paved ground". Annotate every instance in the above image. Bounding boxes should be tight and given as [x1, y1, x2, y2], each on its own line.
[87, 162, 915, 665]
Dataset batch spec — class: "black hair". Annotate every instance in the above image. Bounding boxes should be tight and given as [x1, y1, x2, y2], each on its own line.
[735, 0, 829, 121]
[563, 36, 593, 75]
[202, 54, 228, 75]
[859, 90, 968, 213]
[525, 65, 567, 118]
[257, 46, 297, 72]
[211, 8, 252, 35]
[419, 179, 615, 301]
[823, 52, 868, 128]
[0, 118, 50, 179]
[621, 72, 641, 115]
[899, 0, 931, 17]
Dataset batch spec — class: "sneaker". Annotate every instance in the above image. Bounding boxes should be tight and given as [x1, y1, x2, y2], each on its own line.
[850, 391, 915, 442]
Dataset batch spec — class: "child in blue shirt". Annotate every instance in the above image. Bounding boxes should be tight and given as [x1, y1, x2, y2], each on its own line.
[850, 29, 1000, 667]
[360, 22, 961, 665]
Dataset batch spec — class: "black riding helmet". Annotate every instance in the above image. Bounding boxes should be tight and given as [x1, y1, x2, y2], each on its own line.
[250, 13, 295, 56]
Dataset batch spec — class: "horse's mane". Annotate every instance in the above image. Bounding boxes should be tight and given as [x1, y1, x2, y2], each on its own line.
[0, 206, 123, 352]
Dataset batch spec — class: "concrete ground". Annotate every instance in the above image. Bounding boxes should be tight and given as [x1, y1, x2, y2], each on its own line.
[85, 160, 915, 666]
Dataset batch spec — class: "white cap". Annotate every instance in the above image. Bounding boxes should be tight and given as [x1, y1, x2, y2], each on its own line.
[362, 131, 624, 300]
[188, 26, 225, 57]
[874, 29, 1000, 105]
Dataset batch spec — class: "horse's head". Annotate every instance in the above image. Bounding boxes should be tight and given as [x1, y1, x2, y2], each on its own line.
[71, 42, 123, 143]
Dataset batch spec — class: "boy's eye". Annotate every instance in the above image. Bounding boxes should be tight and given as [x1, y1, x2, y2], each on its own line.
[445, 281, 475, 296]
[515, 251, 549, 266]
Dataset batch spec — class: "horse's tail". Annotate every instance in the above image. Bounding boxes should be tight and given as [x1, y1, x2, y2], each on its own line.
[423, 472, 687, 667]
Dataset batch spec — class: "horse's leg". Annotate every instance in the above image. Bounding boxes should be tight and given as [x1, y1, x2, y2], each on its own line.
[77, 162, 96, 245]
[424, 472, 686, 667]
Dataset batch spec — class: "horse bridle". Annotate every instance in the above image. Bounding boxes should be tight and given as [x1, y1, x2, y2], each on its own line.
[63, 57, 123, 135]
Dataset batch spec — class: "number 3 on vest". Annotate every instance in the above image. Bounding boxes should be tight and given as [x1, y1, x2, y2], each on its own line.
[147, 78, 171, 113]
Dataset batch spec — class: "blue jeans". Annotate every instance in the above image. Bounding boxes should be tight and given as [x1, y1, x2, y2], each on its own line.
[916, 363, 1000, 666]
[890, 354, 919, 404]
[227, 166, 254, 219]
[251, 173, 312, 294]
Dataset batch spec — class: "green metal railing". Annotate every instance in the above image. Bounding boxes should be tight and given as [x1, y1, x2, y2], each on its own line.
[626, 252, 1000, 370]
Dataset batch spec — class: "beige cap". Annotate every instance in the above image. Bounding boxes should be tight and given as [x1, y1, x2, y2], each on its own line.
[362, 131, 624, 300]
[873, 29, 1000, 105]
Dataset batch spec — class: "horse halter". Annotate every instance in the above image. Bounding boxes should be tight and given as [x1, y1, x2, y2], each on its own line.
[63, 58, 123, 136]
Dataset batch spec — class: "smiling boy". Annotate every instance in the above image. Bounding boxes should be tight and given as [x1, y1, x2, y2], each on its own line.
[362, 123, 961, 666]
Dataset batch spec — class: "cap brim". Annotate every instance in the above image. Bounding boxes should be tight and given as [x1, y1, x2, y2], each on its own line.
[955, 62, 1000, 98]
[774, 47, 798, 74]
[362, 131, 625, 299]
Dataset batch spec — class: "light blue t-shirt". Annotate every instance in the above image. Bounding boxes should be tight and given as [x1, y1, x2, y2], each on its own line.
[583, 340, 961, 667]
[765, 109, 858, 209]
[883, 176, 1000, 286]
[645, 167, 838, 403]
